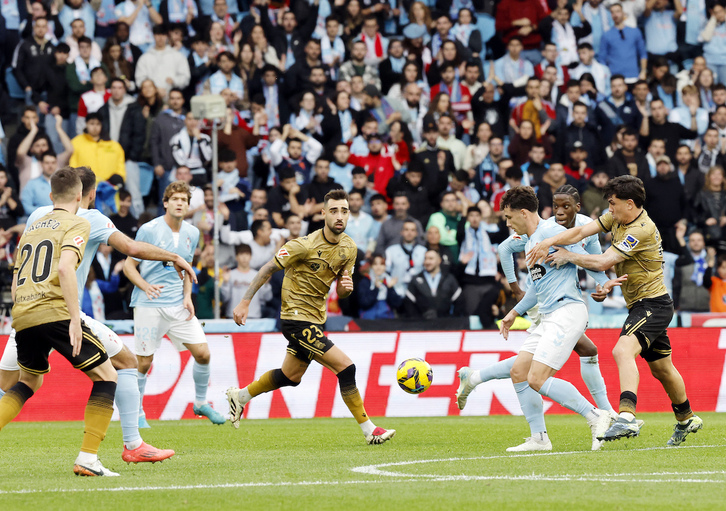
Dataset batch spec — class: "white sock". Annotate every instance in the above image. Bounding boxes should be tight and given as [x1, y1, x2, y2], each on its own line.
[584, 408, 600, 423]
[620, 412, 635, 421]
[194, 400, 207, 407]
[125, 439, 143, 450]
[76, 451, 98, 465]
[534, 431, 549, 443]
[470, 371, 483, 386]
[238, 387, 253, 406]
[359, 419, 376, 436]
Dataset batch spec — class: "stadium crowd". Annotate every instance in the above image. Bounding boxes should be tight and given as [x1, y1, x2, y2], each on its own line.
[0, 0, 725, 326]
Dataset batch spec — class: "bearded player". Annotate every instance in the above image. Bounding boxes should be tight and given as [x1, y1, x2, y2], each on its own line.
[226, 189, 396, 445]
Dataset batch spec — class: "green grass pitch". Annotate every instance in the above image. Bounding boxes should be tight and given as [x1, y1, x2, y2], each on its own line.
[1, 413, 725, 510]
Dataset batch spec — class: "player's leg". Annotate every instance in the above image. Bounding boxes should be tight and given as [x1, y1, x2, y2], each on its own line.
[0, 369, 42, 430]
[228, 352, 309, 428]
[507, 350, 551, 452]
[573, 334, 614, 412]
[315, 345, 396, 445]
[133, 306, 166, 428]
[0, 330, 21, 397]
[647, 352, 703, 446]
[456, 356, 516, 411]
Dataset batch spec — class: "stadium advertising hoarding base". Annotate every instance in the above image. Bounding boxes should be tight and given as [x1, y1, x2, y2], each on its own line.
[4, 328, 725, 422]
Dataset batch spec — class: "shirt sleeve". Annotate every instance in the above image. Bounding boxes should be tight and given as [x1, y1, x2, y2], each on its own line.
[498, 234, 527, 283]
[273, 237, 308, 269]
[597, 211, 614, 233]
[514, 276, 537, 315]
[61, 218, 92, 263]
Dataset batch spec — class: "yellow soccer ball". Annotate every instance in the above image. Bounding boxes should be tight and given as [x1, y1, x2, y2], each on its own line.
[396, 358, 433, 394]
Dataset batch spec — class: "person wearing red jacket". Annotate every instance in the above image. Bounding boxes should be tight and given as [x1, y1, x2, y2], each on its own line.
[349, 134, 400, 202]
[495, 0, 549, 64]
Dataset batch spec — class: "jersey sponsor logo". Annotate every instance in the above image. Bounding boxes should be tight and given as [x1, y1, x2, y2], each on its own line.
[73, 236, 85, 247]
[530, 264, 546, 281]
[618, 234, 640, 252]
[317, 250, 322, 257]
[277, 248, 289, 257]
[310, 262, 321, 272]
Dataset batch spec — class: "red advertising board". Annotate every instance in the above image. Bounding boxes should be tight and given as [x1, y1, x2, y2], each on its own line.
[2, 328, 724, 422]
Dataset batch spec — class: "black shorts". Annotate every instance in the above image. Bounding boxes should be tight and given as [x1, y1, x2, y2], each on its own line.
[280, 320, 335, 363]
[15, 320, 108, 375]
[620, 294, 674, 362]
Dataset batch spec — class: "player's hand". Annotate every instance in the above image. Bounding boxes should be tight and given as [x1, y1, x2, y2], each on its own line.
[174, 256, 198, 283]
[145, 283, 164, 300]
[183, 296, 195, 320]
[545, 246, 571, 269]
[526, 242, 551, 267]
[233, 300, 250, 326]
[340, 270, 354, 293]
[499, 310, 517, 341]
[69, 318, 83, 357]
[590, 275, 628, 302]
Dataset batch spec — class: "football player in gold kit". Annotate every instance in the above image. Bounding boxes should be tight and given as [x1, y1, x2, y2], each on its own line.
[527, 175, 702, 446]
[0, 167, 119, 476]
[226, 189, 396, 444]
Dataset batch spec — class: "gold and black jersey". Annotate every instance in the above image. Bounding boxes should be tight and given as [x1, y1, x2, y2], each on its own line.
[598, 210, 668, 308]
[274, 229, 357, 324]
[12, 209, 90, 332]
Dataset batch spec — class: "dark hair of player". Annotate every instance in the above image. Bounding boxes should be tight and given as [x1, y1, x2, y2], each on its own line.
[602, 175, 646, 208]
[554, 184, 580, 204]
[500, 186, 539, 213]
[75, 166, 97, 196]
[51, 166, 82, 202]
[324, 189, 349, 206]
[163, 180, 192, 204]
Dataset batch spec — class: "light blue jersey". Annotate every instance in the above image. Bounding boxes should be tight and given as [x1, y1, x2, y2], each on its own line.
[130, 216, 199, 308]
[512, 218, 608, 315]
[499, 214, 605, 285]
[25, 206, 119, 304]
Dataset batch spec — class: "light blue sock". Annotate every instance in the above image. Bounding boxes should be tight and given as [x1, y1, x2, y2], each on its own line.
[137, 371, 148, 418]
[0, 388, 5, 399]
[513, 381, 546, 435]
[579, 356, 614, 412]
[476, 356, 516, 383]
[539, 377, 594, 418]
[193, 361, 210, 405]
[116, 369, 142, 446]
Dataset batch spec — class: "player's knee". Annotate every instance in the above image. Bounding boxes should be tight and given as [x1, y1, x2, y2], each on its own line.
[336, 364, 357, 390]
[573, 338, 597, 357]
[137, 355, 154, 374]
[111, 346, 138, 370]
[510, 365, 527, 383]
[526, 373, 545, 392]
[274, 368, 300, 387]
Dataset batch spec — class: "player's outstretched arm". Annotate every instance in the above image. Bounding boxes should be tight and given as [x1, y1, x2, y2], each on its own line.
[546, 245, 625, 273]
[233, 259, 281, 326]
[123, 257, 165, 300]
[58, 249, 83, 357]
[109, 232, 198, 284]
[526, 220, 602, 267]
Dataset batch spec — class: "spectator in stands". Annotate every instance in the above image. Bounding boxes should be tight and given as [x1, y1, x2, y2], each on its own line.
[339, 40, 381, 89]
[385, 219, 427, 297]
[675, 144, 704, 204]
[135, 24, 190, 96]
[436, 113, 466, 170]
[110, 189, 138, 240]
[704, 251, 726, 312]
[99, 78, 146, 216]
[404, 249, 462, 319]
[520, 142, 549, 188]
[345, 189, 377, 255]
[222, 244, 273, 319]
[75, 65, 110, 134]
[598, 3, 647, 83]
[70, 112, 125, 183]
[539, 4, 592, 67]
[0, 168, 24, 230]
[608, 127, 649, 180]
[303, 157, 343, 232]
[358, 252, 404, 319]
[581, 169, 610, 218]
[386, 166, 435, 226]
[65, 18, 101, 63]
[571, 42, 611, 96]
[595, 74, 643, 146]
[379, 39, 405, 95]
[16, 113, 73, 191]
[411, 119, 455, 192]
[20, 150, 56, 214]
[150, 87, 186, 205]
[427, 191, 462, 260]
[269, 124, 324, 185]
[692, 166, 726, 247]
[348, 131, 399, 200]
[697, 127, 726, 174]
[14, 16, 55, 108]
[170, 111, 212, 186]
[492, 36, 535, 87]
[510, 77, 555, 141]
[701, 3, 726, 85]
[471, 82, 508, 138]
[356, 15, 389, 66]
[642, 98, 698, 162]
[670, 85, 710, 145]
[537, 162, 579, 216]
[495, 0, 547, 64]
[267, 167, 308, 229]
[376, 194, 425, 251]
[258, 0, 317, 72]
[675, 229, 711, 312]
[558, 101, 605, 167]
[645, 155, 687, 253]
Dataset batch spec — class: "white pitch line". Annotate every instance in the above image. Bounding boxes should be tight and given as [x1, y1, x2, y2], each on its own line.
[350, 444, 726, 477]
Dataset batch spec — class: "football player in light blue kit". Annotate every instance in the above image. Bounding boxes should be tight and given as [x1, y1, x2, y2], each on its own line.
[496, 186, 624, 452]
[124, 181, 225, 426]
[0, 166, 189, 463]
[456, 186, 616, 450]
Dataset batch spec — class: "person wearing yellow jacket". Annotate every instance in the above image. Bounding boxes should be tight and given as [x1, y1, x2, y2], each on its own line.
[69, 112, 126, 183]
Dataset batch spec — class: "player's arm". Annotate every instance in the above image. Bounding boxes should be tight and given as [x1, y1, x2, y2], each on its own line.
[123, 257, 164, 300]
[337, 270, 354, 298]
[58, 249, 83, 357]
[547, 245, 625, 272]
[182, 271, 195, 320]
[526, 220, 603, 266]
[233, 259, 281, 326]
[498, 234, 527, 300]
[500, 282, 536, 341]
[108, 231, 198, 284]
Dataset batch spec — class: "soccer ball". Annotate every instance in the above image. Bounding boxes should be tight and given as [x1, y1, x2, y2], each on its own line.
[396, 358, 433, 394]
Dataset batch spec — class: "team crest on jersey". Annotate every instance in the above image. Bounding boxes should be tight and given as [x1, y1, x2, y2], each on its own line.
[339, 249, 346, 260]
[310, 262, 320, 272]
[186, 237, 191, 251]
[530, 264, 546, 281]
[107, 221, 115, 229]
[73, 236, 85, 247]
[618, 234, 640, 252]
[277, 247, 289, 257]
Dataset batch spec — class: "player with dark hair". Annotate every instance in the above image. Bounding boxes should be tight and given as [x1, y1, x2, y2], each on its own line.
[0, 167, 119, 476]
[226, 189, 396, 444]
[457, 184, 621, 451]
[528, 175, 703, 445]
